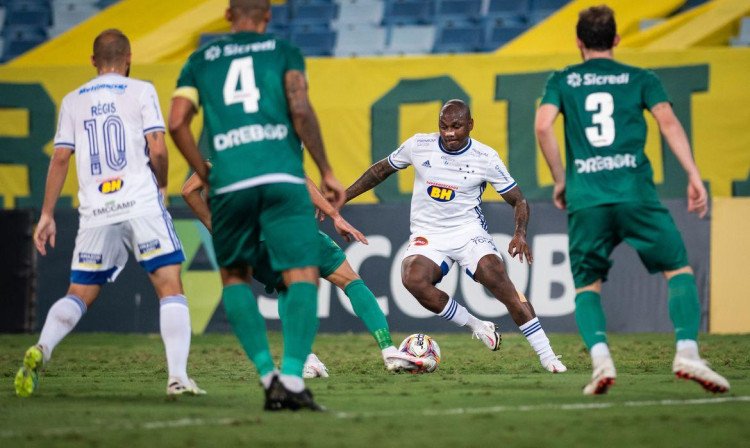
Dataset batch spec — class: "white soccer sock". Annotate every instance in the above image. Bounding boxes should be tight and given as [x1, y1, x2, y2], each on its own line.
[38, 295, 87, 362]
[260, 370, 278, 389]
[676, 339, 700, 360]
[279, 374, 305, 393]
[590, 342, 611, 359]
[519, 317, 555, 363]
[438, 298, 473, 327]
[159, 295, 191, 383]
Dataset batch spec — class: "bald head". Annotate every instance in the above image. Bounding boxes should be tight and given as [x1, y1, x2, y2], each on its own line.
[93, 29, 130, 69]
[228, 0, 270, 23]
[440, 99, 472, 121]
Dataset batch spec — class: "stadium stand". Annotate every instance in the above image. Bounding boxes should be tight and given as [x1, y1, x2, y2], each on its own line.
[1, 0, 737, 62]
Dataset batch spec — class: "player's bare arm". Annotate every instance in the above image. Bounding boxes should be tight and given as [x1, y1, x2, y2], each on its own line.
[500, 186, 533, 264]
[181, 172, 212, 232]
[535, 103, 566, 210]
[146, 131, 168, 196]
[168, 96, 209, 183]
[284, 69, 345, 208]
[35, 148, 73, 256]
[305, 177, 367, 244]
[650, 102, 708, 218]
[345, 158, 398, 202]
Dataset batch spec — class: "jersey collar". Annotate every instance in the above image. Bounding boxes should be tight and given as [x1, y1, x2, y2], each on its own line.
[438, 137, 472, 155]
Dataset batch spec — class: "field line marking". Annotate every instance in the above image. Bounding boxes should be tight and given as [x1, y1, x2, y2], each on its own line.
[2, 396, 749, 438]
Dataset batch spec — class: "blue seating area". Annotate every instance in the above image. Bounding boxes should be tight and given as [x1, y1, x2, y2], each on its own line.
[1, 0, 120, 62]
[255, 0, 573, 57]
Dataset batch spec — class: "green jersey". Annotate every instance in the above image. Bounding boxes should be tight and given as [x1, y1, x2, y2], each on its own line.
[176, 32, 305, 194]
[540, 58, 670, 212]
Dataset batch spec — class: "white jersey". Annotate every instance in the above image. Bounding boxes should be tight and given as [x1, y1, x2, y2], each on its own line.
[54, 73, 166, 228]
[388, 133, 517, 235]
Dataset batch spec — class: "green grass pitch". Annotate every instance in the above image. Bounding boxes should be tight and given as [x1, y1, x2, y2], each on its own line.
[1, 332, 749, 447]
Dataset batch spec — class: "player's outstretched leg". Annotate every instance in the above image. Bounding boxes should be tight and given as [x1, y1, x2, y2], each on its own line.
[576, 290, 616, 394]
[668, 273, 729, 393]
[15, 294, 88, 397]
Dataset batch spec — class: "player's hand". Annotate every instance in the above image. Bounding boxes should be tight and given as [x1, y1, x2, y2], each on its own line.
[508, 233, 533, 264]
[159, 187, 168, 205]
[553, 182, 566, 210]
[332, 215, 368, 244]
[34, 213, 57, 256]
[687, 174, 708, 218]
[321, 172, 346, 210]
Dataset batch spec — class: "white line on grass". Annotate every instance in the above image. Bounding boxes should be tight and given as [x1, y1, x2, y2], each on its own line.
[2, 396, 749, 439]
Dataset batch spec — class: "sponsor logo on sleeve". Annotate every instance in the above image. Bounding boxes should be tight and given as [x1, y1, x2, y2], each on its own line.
[98, 178, 124, 194]
[138, 239, 162, 256]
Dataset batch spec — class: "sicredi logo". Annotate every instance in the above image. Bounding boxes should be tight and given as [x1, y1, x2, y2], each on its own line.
[98, 178, 124, 194]
[427, 185, 455, 202]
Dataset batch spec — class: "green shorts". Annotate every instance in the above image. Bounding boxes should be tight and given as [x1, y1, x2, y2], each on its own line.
[210, 182, 320, 272]
[568, 201, 689, 288]
[254, 231, 347, 294]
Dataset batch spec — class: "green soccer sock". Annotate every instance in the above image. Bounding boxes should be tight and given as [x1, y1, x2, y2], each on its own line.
[668, 273, 701, 341]
[222, 283, 275, 377]
[575, 291, 608, 350]
[345, 279, 393, 350]
[279, 282, 319, 377]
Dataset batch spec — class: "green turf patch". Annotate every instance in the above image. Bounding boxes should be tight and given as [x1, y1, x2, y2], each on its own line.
[1, 332, 748, 447]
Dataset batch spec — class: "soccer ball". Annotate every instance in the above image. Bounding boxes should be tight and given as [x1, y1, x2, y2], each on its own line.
[398, 333, 441, 372]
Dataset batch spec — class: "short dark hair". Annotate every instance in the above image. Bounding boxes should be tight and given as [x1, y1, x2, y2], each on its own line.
[93, 29, 130, 67]
[229, 0, 270, 22]
[576, 5, 616, 51]
[441, 99, 471, 120]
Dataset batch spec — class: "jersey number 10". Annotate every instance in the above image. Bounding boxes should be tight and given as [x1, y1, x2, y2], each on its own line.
[84, 116, 127, 175]
[223, 56, 261, 113]
[584, 92, 615, 148]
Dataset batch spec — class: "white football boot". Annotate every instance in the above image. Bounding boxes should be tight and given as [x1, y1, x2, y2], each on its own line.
[541, 355, 568, 373]
[303, 353, 329, 379]
[167, 377, 206, 396]
[673, 354, 730, 393]
[583, 356, 616, 395]
[384, 351, 435, 373]
[472, 321, 501, 351]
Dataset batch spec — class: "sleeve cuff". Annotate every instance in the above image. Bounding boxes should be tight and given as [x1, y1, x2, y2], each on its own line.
[173, 86, 200, 109]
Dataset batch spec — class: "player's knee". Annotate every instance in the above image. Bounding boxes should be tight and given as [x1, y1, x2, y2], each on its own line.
[402, 271, 430, 295]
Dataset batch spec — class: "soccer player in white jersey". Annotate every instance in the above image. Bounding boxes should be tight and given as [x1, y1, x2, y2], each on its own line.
[14, 29, 204, 397]
[345, 100, 566, 373]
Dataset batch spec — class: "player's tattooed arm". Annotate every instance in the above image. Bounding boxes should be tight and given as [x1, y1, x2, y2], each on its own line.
[501, 186, 533, 264]
[285, 70, 345, 208]
[345, 158, 398, 202]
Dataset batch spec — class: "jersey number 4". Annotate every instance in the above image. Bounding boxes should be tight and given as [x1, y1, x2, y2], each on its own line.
[584, 92, 615, 147]
[224, 56, 261, 113]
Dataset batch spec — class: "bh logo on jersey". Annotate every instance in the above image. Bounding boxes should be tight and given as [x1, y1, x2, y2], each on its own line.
[98, 178, 124, 195]
[427, 185, 455, 202]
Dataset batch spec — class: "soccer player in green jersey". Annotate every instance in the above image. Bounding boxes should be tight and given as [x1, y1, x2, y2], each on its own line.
[181, 171, 434, 375]
[169, 0, 345, 411]
[535, 5, 729, 395]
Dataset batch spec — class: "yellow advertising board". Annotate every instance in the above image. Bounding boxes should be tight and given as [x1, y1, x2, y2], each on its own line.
[1, 48, 750, 209]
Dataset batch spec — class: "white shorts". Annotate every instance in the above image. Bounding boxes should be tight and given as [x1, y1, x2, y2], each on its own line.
[70, 213, 184, 285]
[403, 226, 500, 279]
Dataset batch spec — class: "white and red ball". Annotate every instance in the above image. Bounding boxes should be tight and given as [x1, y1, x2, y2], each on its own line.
[398, 333, 441, 372]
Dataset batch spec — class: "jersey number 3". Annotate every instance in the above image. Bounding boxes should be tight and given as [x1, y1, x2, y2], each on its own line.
[224, 56, 261, 113]
[584, 92, 615, 147]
